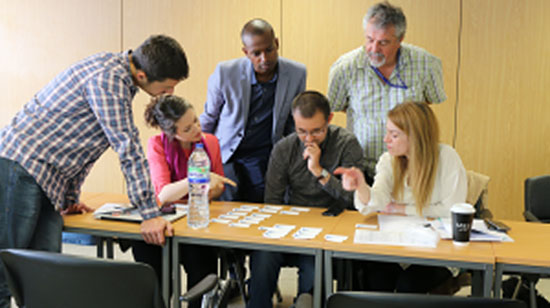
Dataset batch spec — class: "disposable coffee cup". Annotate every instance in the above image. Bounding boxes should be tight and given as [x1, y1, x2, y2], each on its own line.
[450, 203, 476, 246]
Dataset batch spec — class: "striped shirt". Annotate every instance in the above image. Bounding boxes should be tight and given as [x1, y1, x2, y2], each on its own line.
[328, 43, 446, 177]
[0, 51, 160, 219]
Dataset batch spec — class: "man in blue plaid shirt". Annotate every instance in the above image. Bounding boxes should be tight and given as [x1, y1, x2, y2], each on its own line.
[0, 35, 188, 307]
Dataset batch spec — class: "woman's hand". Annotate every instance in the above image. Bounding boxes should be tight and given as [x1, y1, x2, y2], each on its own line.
[210, 173, 237, 188]
[208, 173, 237, 199]
[383, 202, 406, 215]
[334, 167, 367, 191]
[334, 167, 372, 205]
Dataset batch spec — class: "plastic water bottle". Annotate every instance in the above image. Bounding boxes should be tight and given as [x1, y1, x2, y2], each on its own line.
[187, 143, 210, 229]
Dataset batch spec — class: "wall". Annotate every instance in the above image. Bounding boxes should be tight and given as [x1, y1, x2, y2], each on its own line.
[1, 0, 548, 220]
[0, 0, 125, 194]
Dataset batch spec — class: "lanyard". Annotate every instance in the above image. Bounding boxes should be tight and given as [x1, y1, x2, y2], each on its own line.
[370, 50, 408, 89]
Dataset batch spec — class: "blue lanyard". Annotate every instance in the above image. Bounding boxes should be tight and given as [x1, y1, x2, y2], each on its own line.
[370, 51, 408, 89]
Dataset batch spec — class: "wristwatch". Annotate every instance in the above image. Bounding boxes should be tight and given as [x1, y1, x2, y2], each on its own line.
[316, 169, 330, 181]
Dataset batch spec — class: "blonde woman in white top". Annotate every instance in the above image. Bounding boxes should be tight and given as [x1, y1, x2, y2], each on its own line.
[336, 102, 467, 293]
[336, 102, 467, 218]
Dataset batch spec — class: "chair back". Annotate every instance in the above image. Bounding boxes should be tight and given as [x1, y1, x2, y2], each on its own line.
[525, 175, 550, 222]
[326, 291, 526, 308]
[0, 248, 164, 308]
[466, 170, 492, 219]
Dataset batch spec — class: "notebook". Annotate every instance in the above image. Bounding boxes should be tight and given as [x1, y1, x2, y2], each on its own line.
[93, 203, 187, 223]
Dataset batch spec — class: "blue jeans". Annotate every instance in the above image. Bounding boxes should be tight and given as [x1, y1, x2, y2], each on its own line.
[0, 158, 62, 308]
[248, 251, 314, 308]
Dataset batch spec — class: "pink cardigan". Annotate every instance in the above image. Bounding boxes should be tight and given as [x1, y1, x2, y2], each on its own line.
[147, 133, 224, 196]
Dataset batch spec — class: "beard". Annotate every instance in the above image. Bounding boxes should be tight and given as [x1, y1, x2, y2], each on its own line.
[368, 51, 386, 68]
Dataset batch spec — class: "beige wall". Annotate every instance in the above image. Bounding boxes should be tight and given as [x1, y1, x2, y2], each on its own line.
[458, 0, 550, 219]
[1, 0, 548, 220]
[0, 0, 126, 194]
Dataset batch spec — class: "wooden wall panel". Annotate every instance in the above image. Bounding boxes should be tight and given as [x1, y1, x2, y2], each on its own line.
[3, 0, 548, 219]
[458, 0, 550, 220]
[0, 0, 124, 194]
[122, 0, 281, 162]
[281, 0, 459, 144]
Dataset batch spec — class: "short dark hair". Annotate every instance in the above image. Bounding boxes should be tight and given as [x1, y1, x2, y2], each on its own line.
[291, 91, 331, 121]
[144, 94, 193, 137]
[132, 35, 189, 82]
[241, 19, 275, 44]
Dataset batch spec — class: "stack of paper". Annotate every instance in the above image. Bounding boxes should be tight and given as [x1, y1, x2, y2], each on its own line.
[354, 215, 440, 248]
[93, 203, 187, 223]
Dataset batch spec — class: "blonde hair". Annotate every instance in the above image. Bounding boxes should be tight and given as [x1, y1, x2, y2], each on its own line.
[388, 102, 440, 215]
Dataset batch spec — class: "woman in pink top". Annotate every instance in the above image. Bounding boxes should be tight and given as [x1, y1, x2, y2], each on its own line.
[146, 96, 232, 203]
[134, 94, 232, 308]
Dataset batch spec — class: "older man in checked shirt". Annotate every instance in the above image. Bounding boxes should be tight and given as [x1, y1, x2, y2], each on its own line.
[0, 35, 188, 307]
[328, 2, 447, 183]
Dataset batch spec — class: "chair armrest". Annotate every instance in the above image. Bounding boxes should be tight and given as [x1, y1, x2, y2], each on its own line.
[295, 293, 313, 308]
[180, 274, 218, 302]
[524, 210, 542, 223]
[478, 208, 493, 219]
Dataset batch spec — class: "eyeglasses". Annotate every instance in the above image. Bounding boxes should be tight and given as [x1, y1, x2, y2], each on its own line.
[296, 126, 327, 138]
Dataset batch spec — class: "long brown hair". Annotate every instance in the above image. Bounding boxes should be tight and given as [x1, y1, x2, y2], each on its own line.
[388, 102, 440, 215]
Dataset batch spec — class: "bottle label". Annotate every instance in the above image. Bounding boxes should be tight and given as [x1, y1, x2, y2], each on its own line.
[188, 166, 210, 184]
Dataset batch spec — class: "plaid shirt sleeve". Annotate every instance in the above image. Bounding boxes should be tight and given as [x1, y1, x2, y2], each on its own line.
[423, 56, 447, 104]
[64, 161, 95, 206]
[84, 73, 160, 220]
[327, 59, 350, 112]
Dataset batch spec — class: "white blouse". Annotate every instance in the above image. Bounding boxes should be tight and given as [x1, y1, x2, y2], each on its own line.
[355, 144, 467, 218]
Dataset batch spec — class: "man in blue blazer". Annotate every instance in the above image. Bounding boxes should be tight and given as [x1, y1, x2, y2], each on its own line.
[201, 18, 307, 203]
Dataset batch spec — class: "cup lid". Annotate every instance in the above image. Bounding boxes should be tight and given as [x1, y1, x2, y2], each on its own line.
[451, 203, 475, 214]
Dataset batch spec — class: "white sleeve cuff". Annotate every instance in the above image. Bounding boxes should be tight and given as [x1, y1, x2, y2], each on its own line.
[354, 190, 375, 215]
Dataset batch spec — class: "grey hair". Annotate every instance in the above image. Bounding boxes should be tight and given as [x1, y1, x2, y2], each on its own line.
[362, 1, 407, 39]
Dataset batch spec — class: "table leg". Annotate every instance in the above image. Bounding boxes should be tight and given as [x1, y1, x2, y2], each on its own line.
[483, 264, 494, 297]
[494, 263, 504, 298]
[106, 238, 114, 259]
[172, 238, 181, 308]
[313, 249, 323, 308]
[162, 238, 171, 307]
[472, 270, 483, 297]
[471, 264, 493, 298]
[324, 250, 333, 301]
[96, 237, 104, 258]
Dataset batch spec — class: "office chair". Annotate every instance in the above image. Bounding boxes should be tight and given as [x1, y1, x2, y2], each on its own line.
[504, 175, 550, 308]
[326, 291, 526, 308]
[524, 175, 550, 223]
[0, 248, 164, 308]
